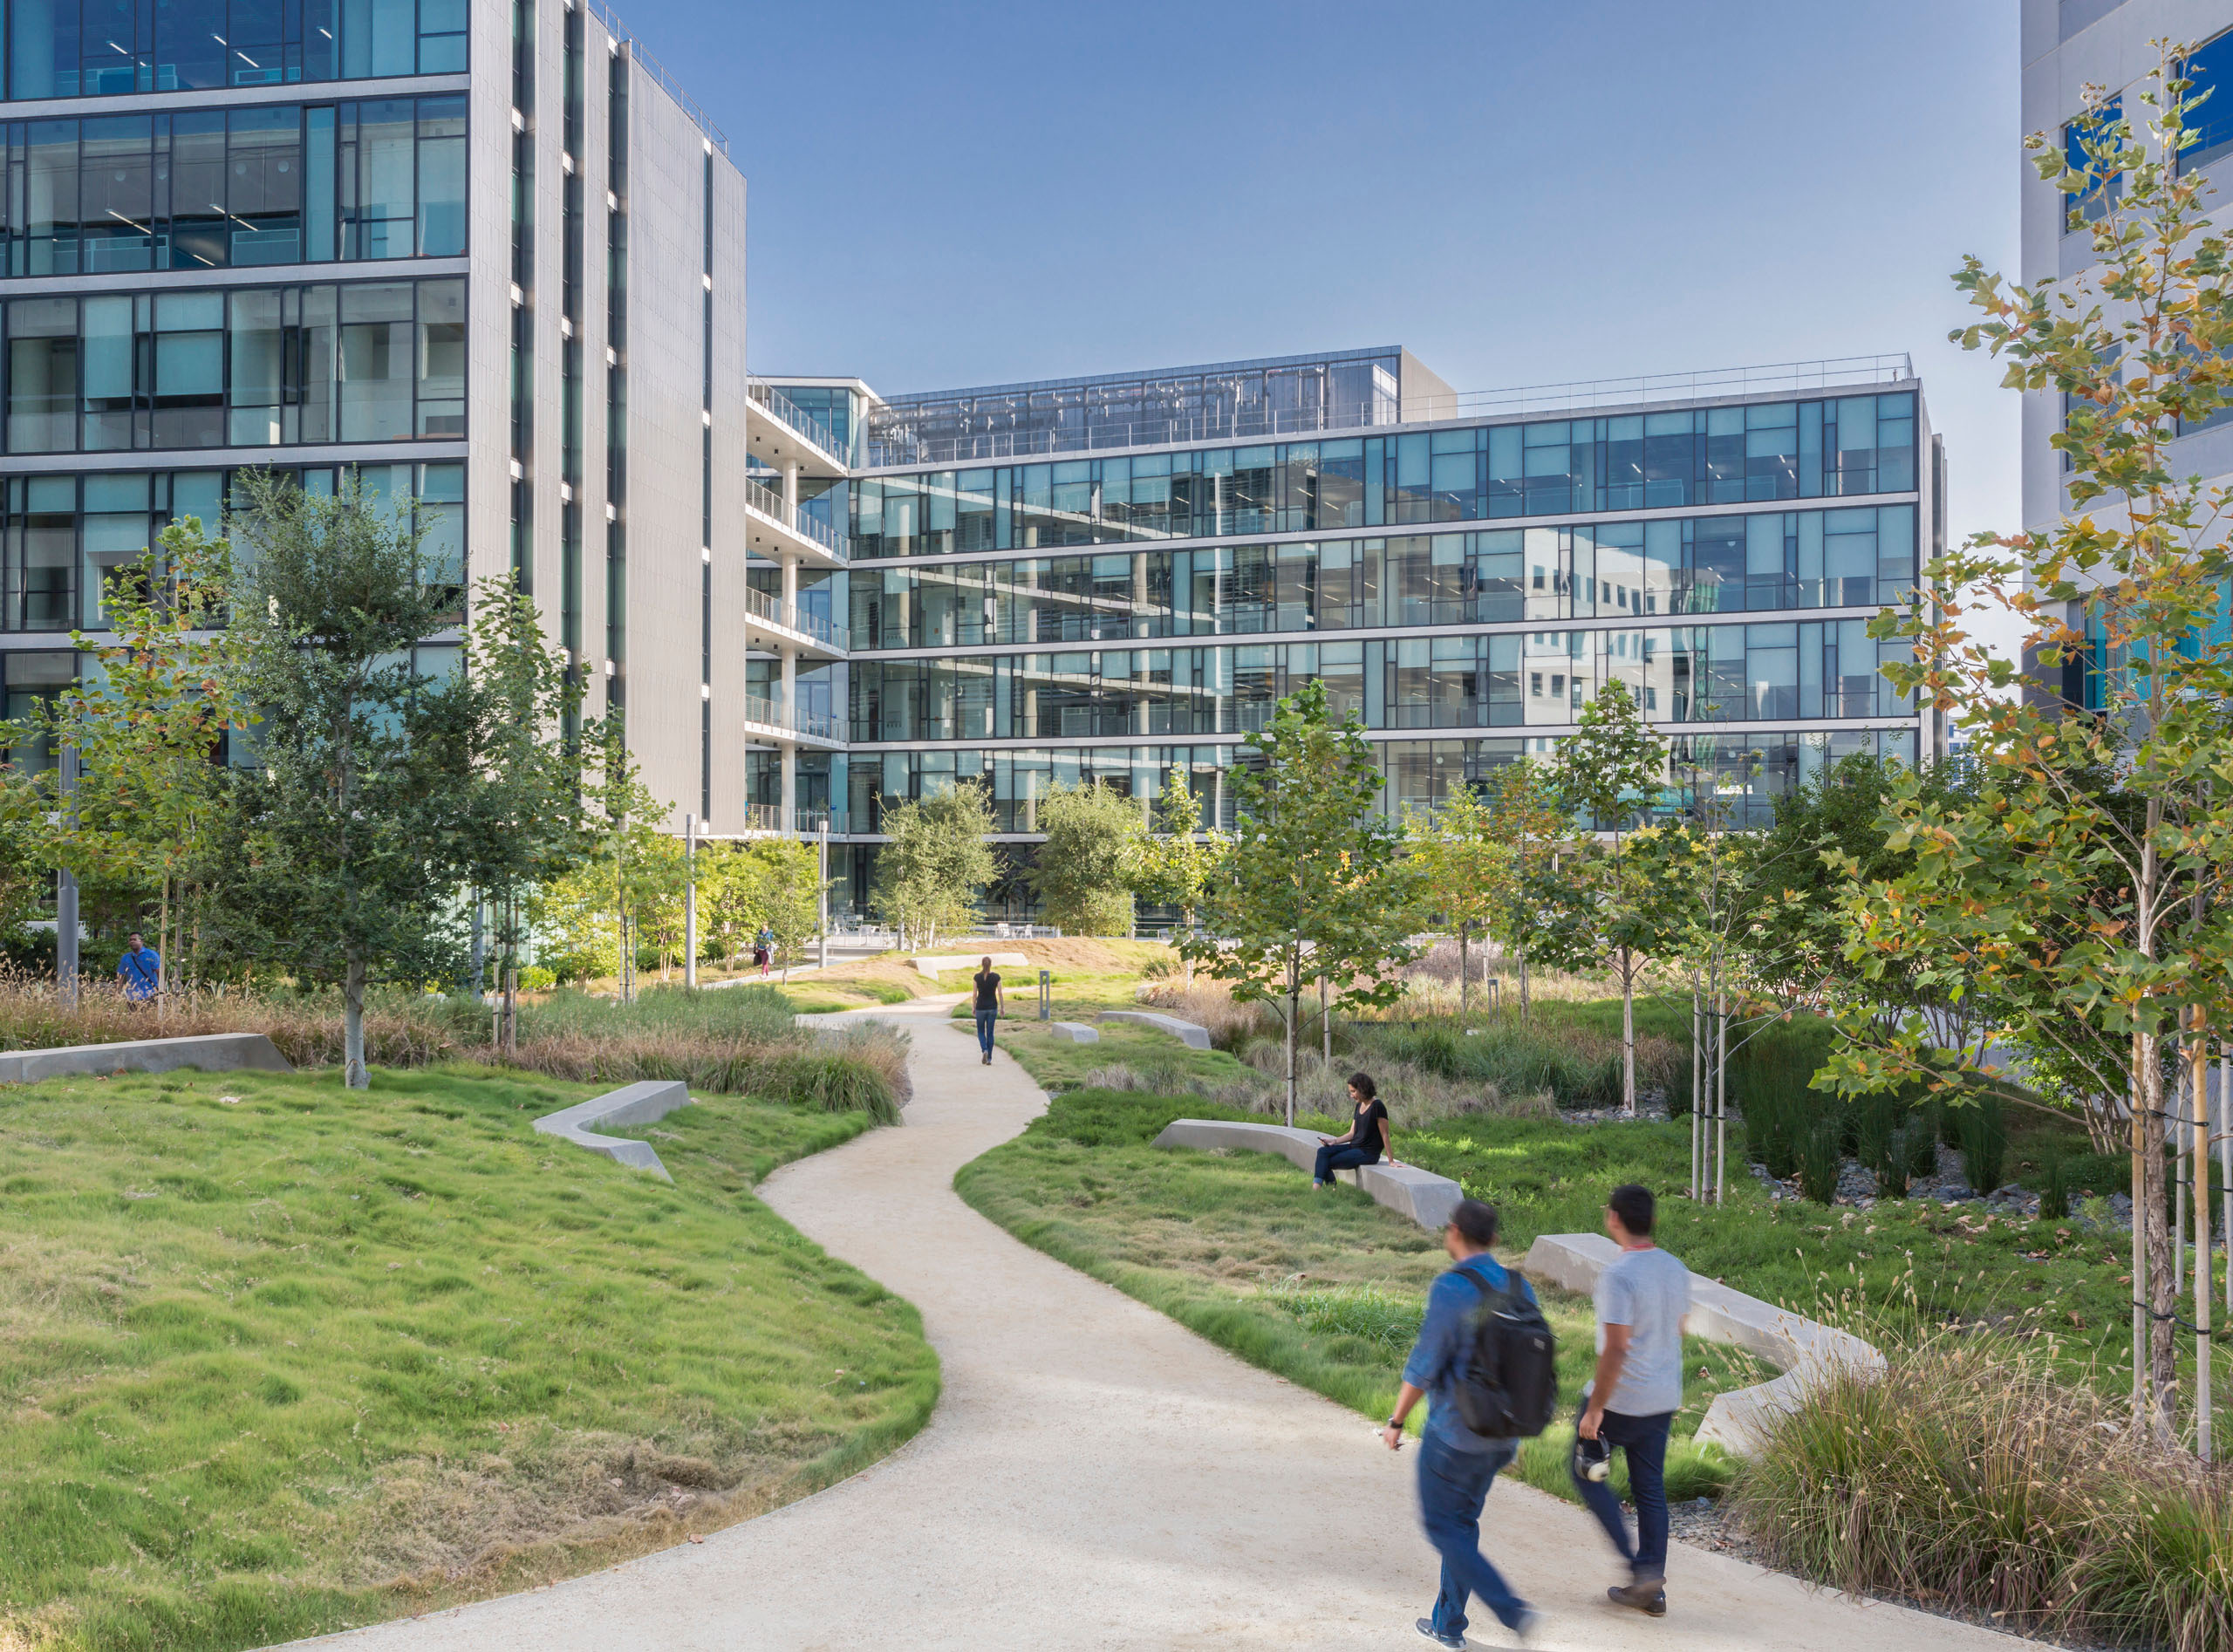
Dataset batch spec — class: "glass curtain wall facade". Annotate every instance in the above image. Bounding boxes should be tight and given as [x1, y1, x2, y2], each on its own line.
[805, 350, 1942, 919]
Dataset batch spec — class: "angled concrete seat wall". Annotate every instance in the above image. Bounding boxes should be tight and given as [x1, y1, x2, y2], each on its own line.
[0, 1032, 292, 1083]
[1101, 1011, 1212, 1049]
[1151, 1118, 1465, 1236]
[534, 1080, 693, 1180]
[1521, 1232, 1884, 1457]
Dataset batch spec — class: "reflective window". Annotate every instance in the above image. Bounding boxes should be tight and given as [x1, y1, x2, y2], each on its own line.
[2185, 33, 2233, 173]
[2063, 95, 2122, 227]
[2, 275, 464, 453]
[853, 397, 1921, 553]
[0, 96, 465, 275]
[3, 0, 462, 99]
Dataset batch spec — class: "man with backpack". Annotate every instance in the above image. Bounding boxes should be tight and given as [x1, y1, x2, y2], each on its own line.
[1574, 1183, 1692, 1618]
[1383, 1197, 1552, 1648]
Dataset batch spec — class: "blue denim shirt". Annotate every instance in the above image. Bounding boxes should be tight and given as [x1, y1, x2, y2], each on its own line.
[1402, 1254, 1534, 1453]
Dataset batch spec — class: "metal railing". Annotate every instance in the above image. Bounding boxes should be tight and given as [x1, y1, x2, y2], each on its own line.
[863, 352, 1919, 469]
[740, 802, 837, 836]
[742, 476, 849, 560]
[584, 0, 729, 155]
[742, 585, 848, 651]
[741, 694, 844, 743]
[748, 379, 849, 465]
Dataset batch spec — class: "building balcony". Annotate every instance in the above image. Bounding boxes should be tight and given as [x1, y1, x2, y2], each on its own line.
[743, 585, 847, 659]
[736, 802, 841, 837]
[746, 379, 851, 477]
[743, 475, 849, 568]
[741, 693, 845, 750]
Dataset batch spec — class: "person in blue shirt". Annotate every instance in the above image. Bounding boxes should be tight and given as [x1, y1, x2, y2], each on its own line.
[117, 932, 160, 1003]
[1383, 1197, 1540, 1648]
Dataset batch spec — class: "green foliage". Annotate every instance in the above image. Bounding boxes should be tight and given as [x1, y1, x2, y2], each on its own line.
[203, 472, 468, 1087]
[1027, 781, 1140, 936]
[1795, 1109, 1843, 1205]
[1956, 1092, 2008, 1191]
[0, 1064, 935, 1649]
[1130, 768, 1226, 951]
[1178, 679, 1423, 1123]
[874, 782, 996, 945]
[1403, 785, 1512, 1014]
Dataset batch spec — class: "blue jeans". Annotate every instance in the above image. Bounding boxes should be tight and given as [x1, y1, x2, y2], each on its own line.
[974, 1010, 998, 1056]
[1417, 1431, 1530, 1636]
[1571, 1408, 1674, 1582]
[1313, 1142, 1373, 1184]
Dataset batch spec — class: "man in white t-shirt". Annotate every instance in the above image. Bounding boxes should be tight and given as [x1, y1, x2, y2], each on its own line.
[1574, 1182, 1690, 1617]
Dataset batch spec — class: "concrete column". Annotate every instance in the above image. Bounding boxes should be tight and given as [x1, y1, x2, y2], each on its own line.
[782, 461, 800, 527]
[781, 555, 798, 631]
[780, 642, 798, 830]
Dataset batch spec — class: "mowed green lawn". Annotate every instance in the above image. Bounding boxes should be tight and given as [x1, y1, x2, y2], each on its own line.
[0, 1064, 936, 1652]
[954, 1089, 1750, 1508]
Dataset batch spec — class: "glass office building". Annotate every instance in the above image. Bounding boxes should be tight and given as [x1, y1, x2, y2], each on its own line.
[756, 351, 1946, 918]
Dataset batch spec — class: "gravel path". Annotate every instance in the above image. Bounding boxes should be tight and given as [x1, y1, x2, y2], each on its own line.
[302, 996, 2015, 1651]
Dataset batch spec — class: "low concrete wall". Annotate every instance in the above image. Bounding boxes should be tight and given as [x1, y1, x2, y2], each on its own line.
[534, 1080, 693, 1180]
[1101, 1010, 1212, 1050]
[1521, 1232, 1886, 1457]
[1051, 1022, 1099, 1044]
[1151, 1118, 1464, 1234]
[0, 1032, 292, 1083]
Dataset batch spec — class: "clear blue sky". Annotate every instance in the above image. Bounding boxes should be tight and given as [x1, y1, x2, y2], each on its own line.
[628, 0, 2021, 564]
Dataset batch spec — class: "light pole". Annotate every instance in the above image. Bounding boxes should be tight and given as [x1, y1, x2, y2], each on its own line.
[817, 816, 830, 968]
[684, 812, 699, 990]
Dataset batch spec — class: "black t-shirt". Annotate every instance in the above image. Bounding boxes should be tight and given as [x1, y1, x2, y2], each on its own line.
[973, 971, 1002, 1012]
[1349, 1098, 1389, 1161]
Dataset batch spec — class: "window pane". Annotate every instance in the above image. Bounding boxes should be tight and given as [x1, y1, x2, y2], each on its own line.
[228, 106, 302, 265]
[167, 111, 229, 270]
[80, 116, 154, 273]
[414, 276, 464, 435]
[416, 94, 466, 256]
[338, 280, 413, 440]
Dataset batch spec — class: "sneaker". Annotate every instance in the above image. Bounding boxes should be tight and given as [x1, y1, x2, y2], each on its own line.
[1508, 1608, 1542, 1643]
[1608, 1581, 1666, 1617]
[1414, 1619, 1465, 1649]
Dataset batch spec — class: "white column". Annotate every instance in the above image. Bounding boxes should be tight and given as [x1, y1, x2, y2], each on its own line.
[781, 555, 798, 631]
[780, 643, 797, 831]
[782, 460, 800, 527]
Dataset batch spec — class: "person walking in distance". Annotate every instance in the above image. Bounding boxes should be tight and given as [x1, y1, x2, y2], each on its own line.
[1574, 1183, 1691, 1617]
[971, 956, 1004, 1065]
[117, 931, 160, 1006]
[1385, 1198, 1540, 1648]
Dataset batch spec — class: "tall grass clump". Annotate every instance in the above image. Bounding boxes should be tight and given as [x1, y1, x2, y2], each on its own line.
[1955, 1092, 2008, 1191]
[1732, 1337, 2233, 1650]
[1352, 1016, 1676, 1111]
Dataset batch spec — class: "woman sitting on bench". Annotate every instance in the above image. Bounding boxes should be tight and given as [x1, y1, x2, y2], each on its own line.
[1314, 1073, 1390, 1189]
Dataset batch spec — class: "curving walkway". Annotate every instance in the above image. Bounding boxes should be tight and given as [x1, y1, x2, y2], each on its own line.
[309, 996, 2011, 1651]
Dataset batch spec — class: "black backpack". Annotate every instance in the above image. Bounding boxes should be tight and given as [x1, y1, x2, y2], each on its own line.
[1450, 1261, 1559, 1439]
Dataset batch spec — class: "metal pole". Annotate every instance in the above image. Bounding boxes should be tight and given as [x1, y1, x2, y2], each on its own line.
[56, 743, 78, 1008]
[817, 817, 830, 969]
[684, 812, 698, 991]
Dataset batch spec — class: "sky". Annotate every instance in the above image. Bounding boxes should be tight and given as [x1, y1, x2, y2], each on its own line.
[626, 0, 2023, 626]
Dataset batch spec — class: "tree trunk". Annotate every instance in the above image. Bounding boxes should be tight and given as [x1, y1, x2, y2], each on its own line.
[504, 963, 519, 1057]
[2190, 1016, 2214, 1462]
[156, 877, 170, 1023]
[1459, 925, 1471, 1017]
[1519, 949, 1530, 1020]
[1621, 945, 1636, 1116]
[2134, 1028, 2178, 1440]
[1285, 980, 1299, 1129]
[1320, 972, 1330, 1062]
[344, 953, 369, 1090]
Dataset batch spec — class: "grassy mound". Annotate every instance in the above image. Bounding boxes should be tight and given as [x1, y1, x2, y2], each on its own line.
[0, 1064, 935, 1651]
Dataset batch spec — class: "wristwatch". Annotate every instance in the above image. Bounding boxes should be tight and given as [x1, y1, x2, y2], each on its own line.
[1386, 1416, 1402, 1430]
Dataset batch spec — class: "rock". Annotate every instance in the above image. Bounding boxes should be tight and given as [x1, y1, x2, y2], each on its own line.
[2109, 1193, 2134, 1219]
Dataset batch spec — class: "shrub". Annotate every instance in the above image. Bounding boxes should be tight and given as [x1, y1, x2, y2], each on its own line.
[1732, 1336, 2233, 1651]
[2040, 1144, 2071, 1220]
[1796, 1109, 1844, 1205]
[1956, 1094, 2007, 1191]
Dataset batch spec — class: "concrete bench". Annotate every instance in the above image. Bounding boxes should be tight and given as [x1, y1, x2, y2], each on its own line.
[534, 1080, 693, 1181]
[1151, 1118, 1465, 1233]
[0, 1032, 292, 1083]
[1521, 1232, 1885, 1457]
[1051, 1021, 1099, 1044]
[1101, 1010, 1212, 1050]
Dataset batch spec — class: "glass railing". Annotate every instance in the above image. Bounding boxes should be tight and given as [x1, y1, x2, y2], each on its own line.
[742, 475, 850, 561]
[748, 379, 849, 465]
[742, 584, 849, 651]
[741, 694, 843, 743]
[740, 802, 839, 835]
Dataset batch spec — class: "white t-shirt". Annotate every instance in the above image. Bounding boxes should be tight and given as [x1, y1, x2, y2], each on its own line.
[1595, 1245, 1690, 1416]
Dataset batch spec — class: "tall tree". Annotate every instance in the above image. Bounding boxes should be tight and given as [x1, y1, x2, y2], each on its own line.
[1028, 781, 1141, 936]
[427, 577, 595, 1049]
[1822, 50, 2233, 1442]
[751, 836, 826, 978]
[1179, 679, 1422, 1125]
[1403, 785, 1512, 1016]
[210, 471, 464, 1088]
[12, 518, 249, 998]
[1131, 765, 1228, 980]
[875, 782, 996, 946]
[1548, 679, 1671, 1114]
[1477, 757, 1573, 1017]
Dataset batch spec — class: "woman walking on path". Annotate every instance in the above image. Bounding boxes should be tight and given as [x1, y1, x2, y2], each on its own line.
[1313, 1073, 1390, 1188]
[971, 957, 1004, 1064]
